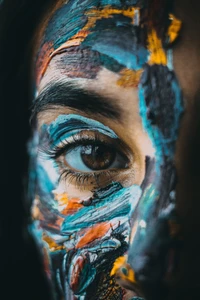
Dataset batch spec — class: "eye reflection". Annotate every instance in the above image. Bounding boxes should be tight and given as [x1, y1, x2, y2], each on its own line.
[64, 143, 128, 172]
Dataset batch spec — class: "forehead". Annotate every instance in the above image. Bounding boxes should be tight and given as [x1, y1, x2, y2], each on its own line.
[35, 0, 174, 87]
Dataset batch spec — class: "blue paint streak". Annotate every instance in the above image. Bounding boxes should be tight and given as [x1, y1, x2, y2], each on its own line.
[138, 75, 183, 171]
[47, 114, 118, 146]
[91, 42, 148, 70]
[139, 86, 164, 172]
[36, 163, 58, 209]
[61, 183, 141, 233]
[100, 0, 122, 5]
[36, 164, 55, 194]
[43, 0, 99, 50]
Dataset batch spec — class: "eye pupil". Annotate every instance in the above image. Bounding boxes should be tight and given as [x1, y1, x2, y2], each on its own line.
[81, 144, 115, 170]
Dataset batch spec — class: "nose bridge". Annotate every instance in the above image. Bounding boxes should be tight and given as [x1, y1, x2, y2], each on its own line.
[127, 158, 178, 299]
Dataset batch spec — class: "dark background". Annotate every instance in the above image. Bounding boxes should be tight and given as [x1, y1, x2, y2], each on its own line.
[0, 1, 53, 298]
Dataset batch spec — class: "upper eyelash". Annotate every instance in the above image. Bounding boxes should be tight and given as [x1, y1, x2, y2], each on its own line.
[40, 131, 119, 160]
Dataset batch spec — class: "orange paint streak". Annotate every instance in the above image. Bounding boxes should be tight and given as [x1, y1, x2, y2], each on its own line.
[36, 41, 54, 86]
[54, 192, 83, 216]
[61, 198, 83, 216]
[37, 6, 140, 83]
[76, 222, 110, 248]
[43, 247, 52, 280]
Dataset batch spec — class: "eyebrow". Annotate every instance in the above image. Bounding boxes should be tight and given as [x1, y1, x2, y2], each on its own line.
[31, 81, 121, 122]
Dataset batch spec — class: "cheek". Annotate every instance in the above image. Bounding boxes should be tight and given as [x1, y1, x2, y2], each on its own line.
[32, 153, 142, 246]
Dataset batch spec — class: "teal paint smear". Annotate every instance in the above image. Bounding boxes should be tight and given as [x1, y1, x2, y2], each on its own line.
[138, 68, 184, 171]
[73, 257, 96, 295]
[91, 41, 148, 70]
[100, 53, 124, 72]
[100, 0, 122, 5]
[47, 114, 118, 146]
[43, 0, 99, 50]
[82, 24, 149, 71]
[127, 65, 184, 291]
[61, 183, 141, 233]
[35, 161, 60, 213]
[36, 163, 55, 195]
[139, 87, 165, 173]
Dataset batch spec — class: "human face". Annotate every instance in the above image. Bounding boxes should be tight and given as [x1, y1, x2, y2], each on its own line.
[30, 1, 183, 299]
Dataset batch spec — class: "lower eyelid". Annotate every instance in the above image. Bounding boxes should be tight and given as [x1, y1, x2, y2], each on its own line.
[58, 165, 134, 191]
[61, 164, 133, 189]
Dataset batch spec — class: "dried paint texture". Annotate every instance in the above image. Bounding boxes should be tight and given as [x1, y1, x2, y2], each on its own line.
[30, 114, 142, 298]
[30, 1, 183, 299]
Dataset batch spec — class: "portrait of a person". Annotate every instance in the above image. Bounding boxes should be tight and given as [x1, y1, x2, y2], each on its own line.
[1, 0, 200, 300]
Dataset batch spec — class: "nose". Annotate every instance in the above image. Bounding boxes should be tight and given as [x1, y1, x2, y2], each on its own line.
[127, 158, 181, 300]
[114, 63, 184, 299]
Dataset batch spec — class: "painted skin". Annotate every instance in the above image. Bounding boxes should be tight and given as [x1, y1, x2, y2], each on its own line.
[30, 1, 183, 299]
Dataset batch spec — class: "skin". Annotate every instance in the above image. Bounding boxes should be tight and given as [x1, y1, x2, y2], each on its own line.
[30, 1, 185, 299]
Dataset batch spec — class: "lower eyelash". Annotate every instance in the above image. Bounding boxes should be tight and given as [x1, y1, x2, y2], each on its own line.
[59, 169, 100, 188]
[59, 168, 119, 189]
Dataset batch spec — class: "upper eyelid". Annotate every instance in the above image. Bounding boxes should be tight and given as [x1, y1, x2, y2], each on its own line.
[44, 114, 119, 147]
[40, 131, 119, 158]
[39, 130, 133, 164]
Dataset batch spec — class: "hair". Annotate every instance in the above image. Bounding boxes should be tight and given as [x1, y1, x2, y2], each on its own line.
[0, 1, 55, 299]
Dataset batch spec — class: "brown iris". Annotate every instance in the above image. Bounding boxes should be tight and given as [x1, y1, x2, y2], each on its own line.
[80, 144, 116, 170]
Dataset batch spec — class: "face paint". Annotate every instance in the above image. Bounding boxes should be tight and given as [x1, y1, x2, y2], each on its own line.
[30, 0, 183, 299]
[30, 114, 142, 298]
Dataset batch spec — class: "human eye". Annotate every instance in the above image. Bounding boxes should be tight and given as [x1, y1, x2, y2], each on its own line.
[39, 114, 131, 189]
[45, 131, 130, 188]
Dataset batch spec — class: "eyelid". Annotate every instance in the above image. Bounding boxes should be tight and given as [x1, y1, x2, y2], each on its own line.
[47, 114, 118, 147]
[42, 130, 132, 163]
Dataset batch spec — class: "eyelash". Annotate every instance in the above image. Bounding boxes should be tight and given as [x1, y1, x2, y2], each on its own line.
[40, 131, 130, 188]
[59, 169, 116, 189]
[44, 132, 110, 159]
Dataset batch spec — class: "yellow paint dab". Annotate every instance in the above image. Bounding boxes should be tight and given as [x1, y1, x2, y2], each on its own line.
[168, 14, 182, 44]
[117, 68, 143, 87]
[85, 6, 140, 23]
[31, 198, 44, 221]
[148, 29, 167, 65]
[110, 256, 127, 276]
[42, 233, 65, 251]
[110, 255, 137, 284]
[54, 192, 69, 206]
